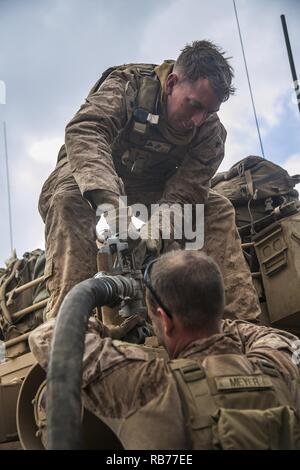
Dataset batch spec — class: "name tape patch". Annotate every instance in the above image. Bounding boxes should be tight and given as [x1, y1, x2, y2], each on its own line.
[215, 375, 273, 391]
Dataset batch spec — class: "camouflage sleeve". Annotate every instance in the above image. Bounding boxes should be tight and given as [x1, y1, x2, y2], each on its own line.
[28, 318, 174, 425]
[64, 72, 135, 199]
[229, 320, 300, 382]
[80, 340, 171, 422]
[28, 317, 111, 372]
[150, 115, 226, 248]
[160, 114, 226, 206]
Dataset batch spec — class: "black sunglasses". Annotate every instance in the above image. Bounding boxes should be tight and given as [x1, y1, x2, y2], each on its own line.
[143, 258, 172, 318]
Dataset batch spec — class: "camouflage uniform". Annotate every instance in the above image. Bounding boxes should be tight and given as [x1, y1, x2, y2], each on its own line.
[29, 319, 300, 449]
[39, 61, 260, 321]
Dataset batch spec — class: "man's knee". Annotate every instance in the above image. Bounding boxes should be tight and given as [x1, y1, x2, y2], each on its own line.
[203, 191, 237, 239]
[44, 189, 97, 278]
[50, 190, 83, 212]
[46, 190, 96, 231]
[206, 189, 235, 218]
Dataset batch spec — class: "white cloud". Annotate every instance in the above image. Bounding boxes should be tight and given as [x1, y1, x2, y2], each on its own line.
[140, 0, 299, 172]
[281, 153, 300, 194]
[27, 136, 62, 165]
[1, 135, 63, 264]
[11, 135, 63, 197]
[282, 154, 300, 175]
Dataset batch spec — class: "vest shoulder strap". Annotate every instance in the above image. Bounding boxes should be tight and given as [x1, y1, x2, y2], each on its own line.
[169, 359, 217, 425]
[87, 63, 159, 108]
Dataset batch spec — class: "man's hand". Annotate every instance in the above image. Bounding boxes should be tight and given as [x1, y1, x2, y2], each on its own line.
[105, 206, 140, 244]
[109, 314, 145, 340]
[86, 188, 120, 212]
[88, 189, 162, 265]
[88, 189, 139, 243]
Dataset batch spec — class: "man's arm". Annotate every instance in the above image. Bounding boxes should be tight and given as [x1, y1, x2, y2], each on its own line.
[64, 71, 135, 204]
[228, 320, 300, 384]
[29, 317, 111, 376]
[28, 314, 145, 379]
[139, 115, 226, 253]
[28, 318, 173, 430]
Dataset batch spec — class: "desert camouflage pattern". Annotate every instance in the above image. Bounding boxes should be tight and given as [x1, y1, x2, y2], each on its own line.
[39, 62, 260, 321]
[29, 318, 300, 449]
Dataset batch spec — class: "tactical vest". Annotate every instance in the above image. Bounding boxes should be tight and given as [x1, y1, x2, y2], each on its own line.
[0, 250, 47, 341]
[169, 353, 300, 450]
[90, 63, 192, 192]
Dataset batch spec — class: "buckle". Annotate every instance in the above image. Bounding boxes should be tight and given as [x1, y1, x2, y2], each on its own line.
[181, 363, 205, 382]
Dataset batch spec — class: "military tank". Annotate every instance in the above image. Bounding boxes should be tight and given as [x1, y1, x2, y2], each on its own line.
[0, 155, 300, 450]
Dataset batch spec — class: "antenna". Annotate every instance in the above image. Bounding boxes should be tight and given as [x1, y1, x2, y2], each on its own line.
[3, 121, 14, 253]
[280, 14, 300, 115]
[233, 0, 265, 158]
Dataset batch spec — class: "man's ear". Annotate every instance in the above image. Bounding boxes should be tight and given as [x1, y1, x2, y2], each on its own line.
[166, 73, 178, 95]
[157, 307, 174, 336]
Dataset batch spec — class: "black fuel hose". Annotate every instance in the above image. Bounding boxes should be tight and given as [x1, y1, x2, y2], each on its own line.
[47, 274, 134, 450]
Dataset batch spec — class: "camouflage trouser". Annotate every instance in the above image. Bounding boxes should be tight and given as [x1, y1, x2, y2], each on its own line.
[39, 159, 98, 321]
[39, 159, 260, 321]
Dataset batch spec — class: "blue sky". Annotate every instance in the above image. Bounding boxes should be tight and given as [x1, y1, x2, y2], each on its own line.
[0, 0, 299, 266]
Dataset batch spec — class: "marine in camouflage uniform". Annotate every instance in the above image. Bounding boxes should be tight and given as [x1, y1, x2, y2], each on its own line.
[39, 50, 260, 321]
[29, 250, 300, 449]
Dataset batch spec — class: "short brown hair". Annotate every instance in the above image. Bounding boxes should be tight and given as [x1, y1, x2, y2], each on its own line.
[146, 250, 225, 329]
[174, 40, 235, 102]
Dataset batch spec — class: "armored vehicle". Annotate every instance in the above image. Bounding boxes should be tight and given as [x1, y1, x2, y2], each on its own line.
[0, 155, 299, 450]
